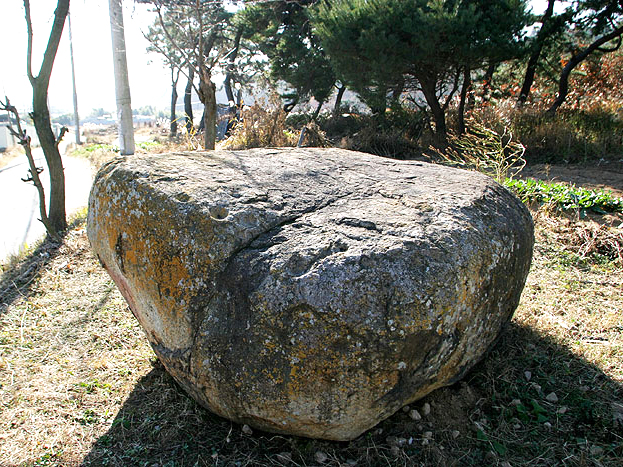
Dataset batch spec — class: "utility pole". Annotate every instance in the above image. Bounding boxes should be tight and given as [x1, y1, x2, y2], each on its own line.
[68, 8, 81, 144]
[108, 0, 134, 155]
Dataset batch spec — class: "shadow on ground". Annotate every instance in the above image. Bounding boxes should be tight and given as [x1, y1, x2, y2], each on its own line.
[82, 322, 623, 466]
[0, 235, 64, 313]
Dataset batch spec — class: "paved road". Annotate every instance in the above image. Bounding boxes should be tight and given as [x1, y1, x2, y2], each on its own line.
[0, 142, 93, 261]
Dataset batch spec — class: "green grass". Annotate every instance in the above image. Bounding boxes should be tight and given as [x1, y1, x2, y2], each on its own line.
[505, 178, 623, 214]
[71, 143, 118, 157]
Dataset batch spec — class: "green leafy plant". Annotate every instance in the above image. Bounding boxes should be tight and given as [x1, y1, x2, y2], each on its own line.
[504, 178, 623, 213]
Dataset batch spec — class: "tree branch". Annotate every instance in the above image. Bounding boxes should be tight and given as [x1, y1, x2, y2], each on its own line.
[23, 0, 35, 84]
[1, 97, 59, 240]
[37, 0, 70, 91]
[547, 23, 623, 114]
[56, 126, 68, 148]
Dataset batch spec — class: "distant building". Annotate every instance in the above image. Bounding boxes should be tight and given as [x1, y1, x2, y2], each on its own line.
[0, 113, 41, 151]
[0, 114, 17, 151]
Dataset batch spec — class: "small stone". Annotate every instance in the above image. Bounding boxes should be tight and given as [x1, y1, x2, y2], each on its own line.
[544, 422, 552, 429]
[513, 423, 521, 430]
[422, 402, 431, 416]
[314, 451, 328, 464]
[531, 382, 542, 393]
[451, 430, 460, 439]
[389, 445, 401, 456]
[409, 409, 422, 421]
[423, 431, 433, 439]
[402, 405, 410, 413]
[545, 392, 558, 403]
[524, 370, 532, 381]
[557, 406, 568, 414]
[590, 446, 604, 456]
[421, 439, 429, 446]
[510, 399, 522, 406]
[395, 437, 408, 447]
[374, 428, 384, 435]
[346, 460, 357, 466]
[242, 424, 253, 435]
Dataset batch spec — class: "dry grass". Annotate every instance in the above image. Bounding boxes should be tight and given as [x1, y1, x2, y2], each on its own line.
[0, 145, 25, 170]
[220, 96, 299, 150]
[68, 128, 196, 170]
[1, 205, 622, 465]
[474, 101, 623, 164]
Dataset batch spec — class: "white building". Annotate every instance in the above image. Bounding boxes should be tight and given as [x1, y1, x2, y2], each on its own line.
[0, 113, 40, 151]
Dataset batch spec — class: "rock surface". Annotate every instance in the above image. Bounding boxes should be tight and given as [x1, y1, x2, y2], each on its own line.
[87, 148, 534, 441]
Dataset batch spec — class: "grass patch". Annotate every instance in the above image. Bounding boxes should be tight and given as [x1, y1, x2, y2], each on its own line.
[505, 178, 623, 214]
[68, 139, 180, 171]
[476, 102, 623, 164]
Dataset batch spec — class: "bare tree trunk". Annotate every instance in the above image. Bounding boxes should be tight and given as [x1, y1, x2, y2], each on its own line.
[332, 84, 346, 118]
[312, 100, 324, 120]
[517, 0, 556, 107]
[481, 62, 496, 103]
[200, 77, 217, 150]
[24, 0, 68, 235]
[224, 27, 243, 105]
[223, 27, 243, 136]
[458, 66, 471, 135]
[1, 98, 58, 240]
[418, 74, 447, 146]
[32, 83, 67, 234]
[109, 0, 135, 155]
[170, 67, 180, 137]
[184, 66, 194, 133]
[547, 25, 623, 115]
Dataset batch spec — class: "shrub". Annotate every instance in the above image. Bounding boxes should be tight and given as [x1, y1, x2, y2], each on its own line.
[434, 121, 526, 183]
[221, 95, 299, 150]
[475, 100, 623, 163]
[327, 108, 427, 160]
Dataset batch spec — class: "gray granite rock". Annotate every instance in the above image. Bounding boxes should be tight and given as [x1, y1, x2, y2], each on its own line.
[87, 148, 534, 440]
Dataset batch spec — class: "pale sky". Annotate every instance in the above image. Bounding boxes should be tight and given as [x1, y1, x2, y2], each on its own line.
[0, 0, 549, 118]
[1, 0, 175, 116]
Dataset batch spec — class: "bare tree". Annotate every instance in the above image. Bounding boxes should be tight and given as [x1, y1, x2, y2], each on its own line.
[1, 98, 64, 241]
[150, 0, 233, 150]
[547, 24, 623, 115]
[517, 0, 559, 107]
[24, 0, 69, 235]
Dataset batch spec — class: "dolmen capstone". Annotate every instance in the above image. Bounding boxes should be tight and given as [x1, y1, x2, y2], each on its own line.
[87, 148, 533, 441]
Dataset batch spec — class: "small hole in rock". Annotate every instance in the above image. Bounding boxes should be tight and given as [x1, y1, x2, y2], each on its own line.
[210, 206, 229, 220]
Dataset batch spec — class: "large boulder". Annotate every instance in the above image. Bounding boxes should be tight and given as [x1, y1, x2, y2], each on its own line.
[87, 148, 533, 441]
